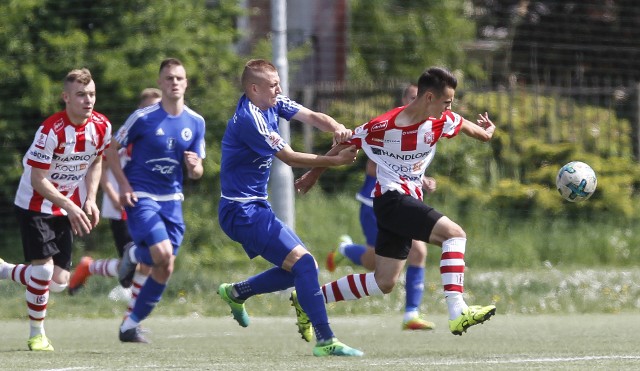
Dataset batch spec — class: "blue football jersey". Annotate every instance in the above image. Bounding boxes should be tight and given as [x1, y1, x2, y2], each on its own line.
[220, 94, 301, 200]
[115, 103, 206, 197]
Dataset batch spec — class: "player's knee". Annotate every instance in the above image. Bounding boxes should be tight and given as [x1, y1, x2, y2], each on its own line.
[49, 280, 68, 293]
[376, 277, 397, 294]
[291, 253, 317, 276]
[443, 221, 466, 239]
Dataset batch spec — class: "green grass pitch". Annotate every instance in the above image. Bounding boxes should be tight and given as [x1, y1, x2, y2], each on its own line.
[2, 313, 639, 370]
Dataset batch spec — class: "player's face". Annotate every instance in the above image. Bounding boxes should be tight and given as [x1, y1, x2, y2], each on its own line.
[63, 80, 96, 125]
[158, 64, 188, 101]
[425, 86, 455, 118]
[252, 71, 282, 110]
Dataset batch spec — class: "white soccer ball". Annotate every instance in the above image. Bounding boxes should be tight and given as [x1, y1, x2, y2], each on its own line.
[556, 161, 597, 202]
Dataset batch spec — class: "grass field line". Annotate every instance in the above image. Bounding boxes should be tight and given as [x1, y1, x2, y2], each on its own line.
[426, 355, 640, 366]
[3, 314, 640, 370]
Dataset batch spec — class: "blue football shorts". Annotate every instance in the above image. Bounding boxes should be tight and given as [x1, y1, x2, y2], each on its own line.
[359, 203, 378, 247]
[125, 197, 185, 254]
[218, 198, 304, 267]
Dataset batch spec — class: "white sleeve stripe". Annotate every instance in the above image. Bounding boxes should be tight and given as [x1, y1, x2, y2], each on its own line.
[249, 104, 271, 137]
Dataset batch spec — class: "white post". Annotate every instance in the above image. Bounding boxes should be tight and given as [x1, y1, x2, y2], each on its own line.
[269, 0, 296, 229]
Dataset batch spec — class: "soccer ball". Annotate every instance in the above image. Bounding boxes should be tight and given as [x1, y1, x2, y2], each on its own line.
[556, 161, 597, 202]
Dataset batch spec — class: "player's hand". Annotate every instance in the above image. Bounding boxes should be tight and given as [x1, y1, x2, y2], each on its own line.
[295, 171, 320, 195]
[335, 145, 358, 165]
[332, 124, 352, 146]
[83, 199, 100, 228]
[119, 184, 138, 208]
[477, 112, 495, 136]
[184, 151, 199, 171]
[66, 204, 93, 236]
[422, 176, 436, 194]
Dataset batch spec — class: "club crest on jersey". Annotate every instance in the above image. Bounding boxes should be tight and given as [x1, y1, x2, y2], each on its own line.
[371, 121, 388, 132]
[35, 133, 47, 149]
[53, 118, 65, 132]
[424, 132, 435, 145]
[167, 138, 176, 150]
[181, 128, 193, 141]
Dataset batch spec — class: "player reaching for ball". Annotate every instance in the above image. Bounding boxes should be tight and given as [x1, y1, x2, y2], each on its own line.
[295, 66, 498, 336]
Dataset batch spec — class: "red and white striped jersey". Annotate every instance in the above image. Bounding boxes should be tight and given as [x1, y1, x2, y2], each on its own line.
[350, 107, 462, 201]
[15, 110, 112, 215]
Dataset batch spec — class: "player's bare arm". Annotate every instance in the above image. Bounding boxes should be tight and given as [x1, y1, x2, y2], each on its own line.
[184, 151, 203, 179]
[104, 141, 137, 207]
[83, 156, 102, 228]
[276, 143, 357, 170]
[100, 159, 122, 210]
[291, 106, 352, 145]
[460, 112, 495, 142]
[294, 143, 353, 194]
[30, 167, 92, 236]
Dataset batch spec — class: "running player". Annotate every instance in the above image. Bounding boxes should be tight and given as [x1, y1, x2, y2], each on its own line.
[295, 67, 497, 336]
[106, 58, 205, 343]
[216, 59, 363, 357]
[0, 68, 111, 351]
[68, 88, 161, 322]
[326, 83, 437, 331]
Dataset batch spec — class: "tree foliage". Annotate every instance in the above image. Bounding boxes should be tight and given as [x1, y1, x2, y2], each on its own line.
[348, 0, 480, 82]
[0, 0, 245, 215]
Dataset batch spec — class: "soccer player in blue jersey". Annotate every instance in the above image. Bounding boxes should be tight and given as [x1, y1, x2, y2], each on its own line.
[105, 58, 205, 343]
[217, 59, 363, 357]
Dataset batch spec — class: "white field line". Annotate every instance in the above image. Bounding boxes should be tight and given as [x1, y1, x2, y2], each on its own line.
[365, 354, 640, 366]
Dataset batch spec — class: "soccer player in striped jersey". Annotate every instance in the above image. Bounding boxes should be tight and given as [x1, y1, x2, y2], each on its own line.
[106, 58, 205, 343]
[217, 59, 363, 357]
[0, 68, 112, 351]
[296, 67, 497, 336]
[326, 84, 438, 331]
[68, 88, 161, 324]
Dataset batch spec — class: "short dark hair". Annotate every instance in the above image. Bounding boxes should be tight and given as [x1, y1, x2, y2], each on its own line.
[417, 67, 457, 97]
[159, 58, 183, 74]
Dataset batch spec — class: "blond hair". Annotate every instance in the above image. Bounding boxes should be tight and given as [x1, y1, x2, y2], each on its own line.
[64, 68, 92, 88]
[241, 59, 277, 89]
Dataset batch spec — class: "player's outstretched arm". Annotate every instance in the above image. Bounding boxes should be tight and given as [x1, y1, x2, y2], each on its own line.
[461, 112, 495, 142]
[294, 143, 354, 194]
[276, 143, 357, 169]
[292, 107, 352, 145]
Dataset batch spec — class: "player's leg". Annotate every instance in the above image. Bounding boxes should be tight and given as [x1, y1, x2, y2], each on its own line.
[321, 254, 402, 303]
[429, 216, 496, 335]
[88, 218, 128, 278]
[119, 199, 183, 343]
[68, 218, 125, 294]
[327, 204, 376, 271]
[216, 200, 295, 327]
[402, 240, 435, 330]
[124, 262, 150, 320]
[15, 208, 74, 351]
[283, 246, 363, 356]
